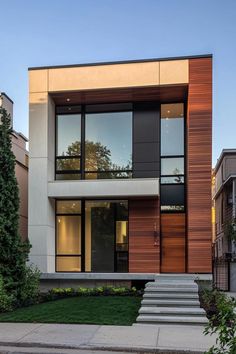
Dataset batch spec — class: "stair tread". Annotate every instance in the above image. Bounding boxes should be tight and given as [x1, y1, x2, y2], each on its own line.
[142, 299, 200, 304]
[137, 315, 208, 323]
[145, 287, 198, 292]
[139, 306, 205, 314]
[143, 293, 199, 298]
[146, 282, 197, 287]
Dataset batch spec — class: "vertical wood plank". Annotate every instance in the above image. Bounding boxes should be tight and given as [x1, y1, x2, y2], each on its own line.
[129, 199, 160, 273]
[161, 213, 186, 273]
[187, 58, 212, 273]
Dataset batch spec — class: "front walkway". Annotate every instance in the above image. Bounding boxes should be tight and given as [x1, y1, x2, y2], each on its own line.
[227, 292, 236, 299]
[0, 322, 216, 353]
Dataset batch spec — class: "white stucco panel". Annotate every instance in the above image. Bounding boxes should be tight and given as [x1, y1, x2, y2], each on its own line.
[48, 178, 159, 198]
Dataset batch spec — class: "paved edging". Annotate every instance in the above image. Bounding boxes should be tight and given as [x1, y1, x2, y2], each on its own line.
[0, 323, 216, 354]
[0, 341, 206, 354]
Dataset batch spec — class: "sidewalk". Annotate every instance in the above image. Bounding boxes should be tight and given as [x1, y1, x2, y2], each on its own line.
[0, 322, 217, 353]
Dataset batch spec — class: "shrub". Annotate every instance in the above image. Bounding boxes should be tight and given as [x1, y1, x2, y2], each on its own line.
[0, 275, 14, 312]
[0, 107, 31, 302]
[203, 289, 236, 354]
[48, 286, 142, 300]
[201, 288, 226, 318]
[17, 265, 40, 306]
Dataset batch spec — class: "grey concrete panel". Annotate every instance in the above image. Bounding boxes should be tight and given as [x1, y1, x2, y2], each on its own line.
[133, 142, 159, 163]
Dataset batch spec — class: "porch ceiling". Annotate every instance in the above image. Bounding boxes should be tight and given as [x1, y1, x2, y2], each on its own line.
[50, 85, 188, 105]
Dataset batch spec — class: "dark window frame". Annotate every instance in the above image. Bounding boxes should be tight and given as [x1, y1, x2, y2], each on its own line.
[55, 199, 129, 273]
[55, 110, 82, 179]
[160, 103, 186, 214]
[55, 104, 133, 180]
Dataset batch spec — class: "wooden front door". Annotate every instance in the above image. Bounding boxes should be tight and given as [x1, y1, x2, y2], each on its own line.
[161, 213, 186, 273]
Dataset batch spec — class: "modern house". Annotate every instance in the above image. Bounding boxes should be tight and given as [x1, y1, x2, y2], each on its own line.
[0, 93, 29, 241]
[213, 149, 236, 291]
[28, 55, 212, 285]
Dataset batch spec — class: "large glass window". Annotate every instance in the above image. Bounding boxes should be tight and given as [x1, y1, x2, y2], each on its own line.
[55, 105, 132, 180]
[85, 200, 128, 272]
[85, 111, 132, 179]
[56, 200, 82, 272]
[56, 199, 128, 272]
[56, 111, 81, 180]
[161, 103, 184, 156]
[160, 103, 185, 212]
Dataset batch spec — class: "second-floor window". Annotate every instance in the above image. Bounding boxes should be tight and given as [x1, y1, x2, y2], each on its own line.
[55, 104, 132, 180]
[160, 103, 185, 211]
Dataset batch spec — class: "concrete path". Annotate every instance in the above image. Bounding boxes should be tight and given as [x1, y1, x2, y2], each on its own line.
[0, 323, 217, 354]
[227, 292, 236, 299]
[0, 348, 130, 354]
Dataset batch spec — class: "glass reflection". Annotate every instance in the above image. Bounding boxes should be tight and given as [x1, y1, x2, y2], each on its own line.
[85, 200, 128, 272]
[85, 112, 132, 173]
[161, 158, 184, 176]
[161, 176, 184, 184]
[56, 256, 81, 272]
[56, 215, 81, 255]
[57, 200, 81, 214]
[57, 114, 81, 156]
[161, 103, 184, 156]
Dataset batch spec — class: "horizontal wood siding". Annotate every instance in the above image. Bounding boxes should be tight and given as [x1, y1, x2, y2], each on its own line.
[187, 58, 212, 273]
[129, 199, 160, 273]
[161, 213, 186, 273]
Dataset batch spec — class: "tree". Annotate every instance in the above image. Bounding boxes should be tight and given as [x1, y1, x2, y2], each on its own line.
[57, 140, 132, 178]
[57, 140, 112, 172]
[0, 107, 30, 302]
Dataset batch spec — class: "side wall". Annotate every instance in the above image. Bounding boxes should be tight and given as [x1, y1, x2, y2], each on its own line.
[187, 58, 212, 272]
[29, 88, 56, 273]
[15, 163, 28, 241]
[129, 199, 160, 272]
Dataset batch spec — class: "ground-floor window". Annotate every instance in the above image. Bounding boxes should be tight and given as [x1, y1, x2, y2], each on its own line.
[56, 200, 128, 272]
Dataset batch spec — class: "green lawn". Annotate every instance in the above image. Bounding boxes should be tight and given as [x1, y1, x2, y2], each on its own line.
[0, 296, 141, 325]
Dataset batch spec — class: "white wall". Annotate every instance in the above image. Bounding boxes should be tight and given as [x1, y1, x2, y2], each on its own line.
[29, 92, 56, 272]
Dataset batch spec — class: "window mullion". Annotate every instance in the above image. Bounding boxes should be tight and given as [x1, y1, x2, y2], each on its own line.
[81, 106, 85, 179]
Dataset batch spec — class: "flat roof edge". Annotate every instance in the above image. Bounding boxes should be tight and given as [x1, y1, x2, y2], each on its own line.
[214, 149, 236, 174]
[28, 54, 213, 71]
[0, 92, 14, 104]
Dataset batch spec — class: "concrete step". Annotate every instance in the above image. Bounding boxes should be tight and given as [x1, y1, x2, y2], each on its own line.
[154, 274, 197, 281]
[143, 292, 199, 299]
[135, 277, 207, 326]
[139, 306, 206, 316]
[145, 286, 198, 293]
[141, 299, 200, 307]
[136, 315, 208, 325]
[145, 282, 198, 289]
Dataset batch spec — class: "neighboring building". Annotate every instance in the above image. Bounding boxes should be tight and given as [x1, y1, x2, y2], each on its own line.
[28, 55, 212, 283]
[0, 93, 29, 241]
[213, 149, 236, 291]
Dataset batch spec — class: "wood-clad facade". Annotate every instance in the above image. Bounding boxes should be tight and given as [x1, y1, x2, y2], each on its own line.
[129, 199, 160, 273]
[161, 213, 186, 273]
[28, 55, 212, 275]
[187, 58, 212, 273]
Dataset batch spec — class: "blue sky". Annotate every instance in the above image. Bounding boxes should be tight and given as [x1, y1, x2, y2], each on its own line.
[0, 0, 235, 164]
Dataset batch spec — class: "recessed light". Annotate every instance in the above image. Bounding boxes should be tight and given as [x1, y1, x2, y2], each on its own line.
[66, 98, 70, 102]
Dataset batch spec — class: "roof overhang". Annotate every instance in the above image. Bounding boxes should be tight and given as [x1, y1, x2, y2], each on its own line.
[214, 174, 236, 199]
